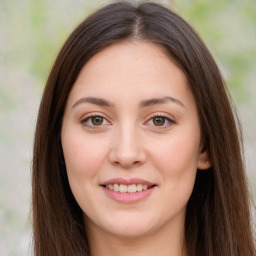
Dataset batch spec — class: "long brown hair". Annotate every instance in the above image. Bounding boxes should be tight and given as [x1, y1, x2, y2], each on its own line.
[32, 1, 255, 255]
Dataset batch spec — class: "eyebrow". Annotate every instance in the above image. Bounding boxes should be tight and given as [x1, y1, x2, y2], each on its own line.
[139, 96, 185, 108]
[72, 97, 114, 109]
[71, 96, 184, 109]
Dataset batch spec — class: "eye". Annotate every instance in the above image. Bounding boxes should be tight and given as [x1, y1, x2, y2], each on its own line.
[81, 115, 110, 128]
[146, 115, 175, 128]
[152, 116, 166, 126]
[91, 116, 104, 125]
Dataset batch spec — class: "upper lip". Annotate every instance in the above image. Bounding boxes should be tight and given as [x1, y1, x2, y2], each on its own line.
[100, 178, 156, 186]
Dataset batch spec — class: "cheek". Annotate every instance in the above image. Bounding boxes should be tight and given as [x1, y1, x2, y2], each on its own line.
[152, 137, 199, 172]
[62, 133, 109, 178]
[61, 133, 110, 211]
[149, 136, 199, 200]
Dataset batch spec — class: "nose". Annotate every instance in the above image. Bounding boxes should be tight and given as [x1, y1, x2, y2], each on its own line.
[108, 124, 147, 168]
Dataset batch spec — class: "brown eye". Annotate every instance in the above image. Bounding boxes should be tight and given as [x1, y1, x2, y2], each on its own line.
[153, 117, 166, 126]
[81, 114, 111, 129]
[91, 116, 104, 125]
[146, 115, 175, 128]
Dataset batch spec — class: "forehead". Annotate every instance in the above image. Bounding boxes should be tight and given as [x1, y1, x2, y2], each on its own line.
[66, 40, 194, 109]
[78, 40, 184, 82]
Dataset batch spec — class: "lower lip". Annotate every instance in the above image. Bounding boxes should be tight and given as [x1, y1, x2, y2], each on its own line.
[102, 186, 156, 203]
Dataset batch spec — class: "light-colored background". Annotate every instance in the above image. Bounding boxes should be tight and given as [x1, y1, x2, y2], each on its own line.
[0, 0, 255, 255]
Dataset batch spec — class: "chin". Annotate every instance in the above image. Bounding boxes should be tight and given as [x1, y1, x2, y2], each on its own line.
[100, 213, 162, 238]
[106, 223, 154, 238]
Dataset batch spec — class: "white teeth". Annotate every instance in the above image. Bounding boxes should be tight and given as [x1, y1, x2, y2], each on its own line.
[136, 184, 143, 192]
[105, 184, 151, 193]
[119, 184, 128, 193]
[127, 184, 137, 193]
[113, 183, 119, 192]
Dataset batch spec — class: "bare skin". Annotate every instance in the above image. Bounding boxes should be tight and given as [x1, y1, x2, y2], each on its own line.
[61, 41, 210, 256]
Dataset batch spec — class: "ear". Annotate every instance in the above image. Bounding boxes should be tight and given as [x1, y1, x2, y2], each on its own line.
[197, 145, 211, 170]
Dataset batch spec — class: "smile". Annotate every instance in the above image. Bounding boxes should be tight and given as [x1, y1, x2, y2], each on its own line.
[104, 184, 154, 193]
[101, 178, 157, 203]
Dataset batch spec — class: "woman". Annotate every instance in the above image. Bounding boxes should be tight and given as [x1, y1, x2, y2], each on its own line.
[32, 1, 256, 255]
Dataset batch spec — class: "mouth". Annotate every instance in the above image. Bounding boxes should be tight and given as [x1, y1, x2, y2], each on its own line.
[102, 183, 156, 193]
[100, 178, 157, 203]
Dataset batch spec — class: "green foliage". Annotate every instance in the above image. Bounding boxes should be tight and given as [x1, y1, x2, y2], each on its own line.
[1, 0, 93, 89]
[2, 0, 255, 102]
[172, 0, 256, 102]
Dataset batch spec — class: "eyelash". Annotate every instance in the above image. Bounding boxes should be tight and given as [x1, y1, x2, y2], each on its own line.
[145, 114, 175, 128]
[81, 114, 111, 129]
[81, 114, 175, 129]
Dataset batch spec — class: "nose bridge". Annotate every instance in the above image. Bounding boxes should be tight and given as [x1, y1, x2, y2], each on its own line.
[109, 120, 146, 167]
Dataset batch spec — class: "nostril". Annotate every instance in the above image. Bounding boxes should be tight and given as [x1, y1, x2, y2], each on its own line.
[112, 160, 141, 167]
[113, 161, 120, 166]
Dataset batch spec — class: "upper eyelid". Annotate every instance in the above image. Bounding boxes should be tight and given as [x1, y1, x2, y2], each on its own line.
[80, 114, 112, 128]
[144, 114, 176, 128]
[146, 116, 174, 124]
[81, 112, 111, 122]
[80, 112, 176, 124]
[145, 112, 176, 122]
[81, 116, 111, 130]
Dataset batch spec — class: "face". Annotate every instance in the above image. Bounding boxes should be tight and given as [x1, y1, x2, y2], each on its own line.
[61, 41, 210, 239]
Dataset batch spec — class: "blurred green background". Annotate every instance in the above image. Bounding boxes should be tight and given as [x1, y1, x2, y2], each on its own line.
[0, 0, 255, 255]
